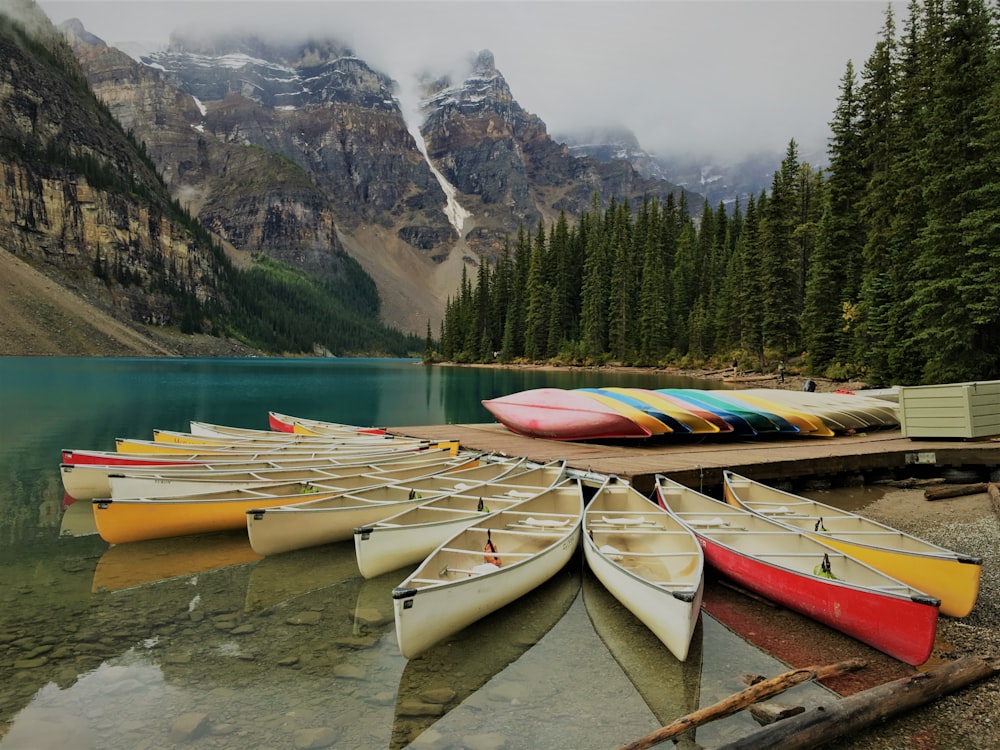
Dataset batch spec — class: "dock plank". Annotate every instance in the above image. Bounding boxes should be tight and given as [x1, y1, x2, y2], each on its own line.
[390, 424, 1000, 494]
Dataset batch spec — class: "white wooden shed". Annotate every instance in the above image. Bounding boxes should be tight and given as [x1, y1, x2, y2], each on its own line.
[898, 380, 1000, 439]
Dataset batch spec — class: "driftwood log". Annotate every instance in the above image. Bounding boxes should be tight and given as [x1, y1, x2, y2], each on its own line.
[989, 482, 1000, 517]
[717, 655, 1000, 750]
[616, 659, 866, 750]
[924, 482, 987, 501]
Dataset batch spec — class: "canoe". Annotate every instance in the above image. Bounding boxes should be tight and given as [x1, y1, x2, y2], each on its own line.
[105, 451, 480, 499]
[354, 460, 569, 579]
[60, 445, 462, 500]
[393, 562, 580, 748]
[391, 479, 585, 659]
[722, 471, 982, 618]
[601, 388, 727, 434]
[481, 388, 652, 440]
[654, 475, 940, 665]
[583, 478, 704, 661]
[268, 411, 387, 436]
[245, 458, 533, 556]
[188, 420, 381, 440]
[149, 428, 419, 448]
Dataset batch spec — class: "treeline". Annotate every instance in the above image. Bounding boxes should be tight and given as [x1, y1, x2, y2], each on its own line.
[438, 0, 1000, 386]
[216, 255, 423, 356]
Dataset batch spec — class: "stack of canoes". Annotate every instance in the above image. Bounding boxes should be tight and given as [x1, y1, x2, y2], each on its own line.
[481, 387, 899, 441]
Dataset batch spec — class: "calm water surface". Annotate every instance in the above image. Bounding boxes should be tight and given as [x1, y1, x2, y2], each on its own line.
[1, 357, 841, 749]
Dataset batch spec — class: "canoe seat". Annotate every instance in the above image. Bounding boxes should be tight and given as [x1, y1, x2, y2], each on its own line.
[685, 517, 729, 528]
[521, 517, 571, 528]
[599, 543, 624, 561]
[601, 515, 647, 527]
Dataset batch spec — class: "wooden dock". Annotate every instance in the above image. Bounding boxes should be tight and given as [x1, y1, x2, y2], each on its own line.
[390, 423, 1000, 495]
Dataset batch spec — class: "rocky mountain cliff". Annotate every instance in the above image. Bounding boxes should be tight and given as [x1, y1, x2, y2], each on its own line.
[0, 2, 225, 335]
[2, 1, 696, 340]
[65, 25, 693, 333]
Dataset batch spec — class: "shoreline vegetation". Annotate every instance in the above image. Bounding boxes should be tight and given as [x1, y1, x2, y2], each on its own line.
[437, 360, 870, 395]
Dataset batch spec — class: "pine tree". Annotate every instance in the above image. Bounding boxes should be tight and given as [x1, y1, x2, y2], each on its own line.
[760, 141, 801, 358]
[911, 0, 994, 382]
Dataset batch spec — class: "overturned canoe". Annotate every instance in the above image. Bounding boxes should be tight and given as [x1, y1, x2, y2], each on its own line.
[481, 388, 652, 440]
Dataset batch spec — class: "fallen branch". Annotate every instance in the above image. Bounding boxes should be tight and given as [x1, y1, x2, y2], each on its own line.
[717, 655, 1000, 750]
[989, 483, 1000, 519]
[924, 483, 987, 501]
[616, 659, 866, 750]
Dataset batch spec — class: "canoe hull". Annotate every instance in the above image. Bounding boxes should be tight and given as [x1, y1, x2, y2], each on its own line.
[482, 388, 651, 440]
[697, 537, 938, 666]
[583, 481, 704, 661]
[393, 532, 580, 659]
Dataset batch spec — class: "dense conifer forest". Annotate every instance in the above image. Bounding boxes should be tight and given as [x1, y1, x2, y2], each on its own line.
[436, 0, 1000, 386]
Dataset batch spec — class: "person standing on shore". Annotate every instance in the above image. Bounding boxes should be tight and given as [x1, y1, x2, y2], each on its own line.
[778, 360, 786, 383]
[732, 358, 738, 377]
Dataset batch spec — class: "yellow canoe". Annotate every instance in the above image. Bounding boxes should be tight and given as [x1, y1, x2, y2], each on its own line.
[723, 471, 982, 617]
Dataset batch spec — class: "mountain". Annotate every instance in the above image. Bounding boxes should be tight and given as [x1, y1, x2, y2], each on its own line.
[0, 1, 420, 357]
[3, 2, 697, 347]
[557, 127, 829, 209]
[65, 26, 696, 334]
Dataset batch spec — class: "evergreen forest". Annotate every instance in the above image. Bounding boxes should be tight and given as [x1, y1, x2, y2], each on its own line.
[436, 0, 1000, 387]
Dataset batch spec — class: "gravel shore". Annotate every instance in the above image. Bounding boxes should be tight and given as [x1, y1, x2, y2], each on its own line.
[813, 486, 1000, 750]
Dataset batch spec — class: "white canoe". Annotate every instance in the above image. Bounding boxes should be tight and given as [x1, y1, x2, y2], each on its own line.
[354, 460, 569, 579]
[391, 479, 585, 659]
[189, 419, 378, 440]
[722, 470, 982, 618]
[245, 458, 531, 556]
[61, 445, 460, 501]
[583, 478, 704, 661]
[106, 451, 481, 499]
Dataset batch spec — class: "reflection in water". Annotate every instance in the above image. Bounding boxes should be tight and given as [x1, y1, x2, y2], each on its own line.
[243, 541, 363, 614]
[92, 532, 261, 592]
[582, 569, 702, 747]
[391, 559, 581, 748]
[58, 500, 99, 538]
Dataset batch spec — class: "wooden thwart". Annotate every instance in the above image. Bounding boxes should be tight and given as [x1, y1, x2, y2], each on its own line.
[617, 658, 866, 750]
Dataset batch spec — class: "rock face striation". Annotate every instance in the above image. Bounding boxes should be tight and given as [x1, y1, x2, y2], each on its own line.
[4, 3, 695, 336]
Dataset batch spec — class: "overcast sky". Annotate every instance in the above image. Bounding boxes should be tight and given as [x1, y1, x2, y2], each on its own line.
[37, 0, 900, 161]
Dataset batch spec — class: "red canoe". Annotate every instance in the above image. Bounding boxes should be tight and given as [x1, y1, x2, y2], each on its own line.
[654, 475, 940, 666]
[482, 388, 652, 440]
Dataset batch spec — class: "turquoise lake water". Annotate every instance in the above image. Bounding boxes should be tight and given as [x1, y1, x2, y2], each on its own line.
[0, 357, 834, 749]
